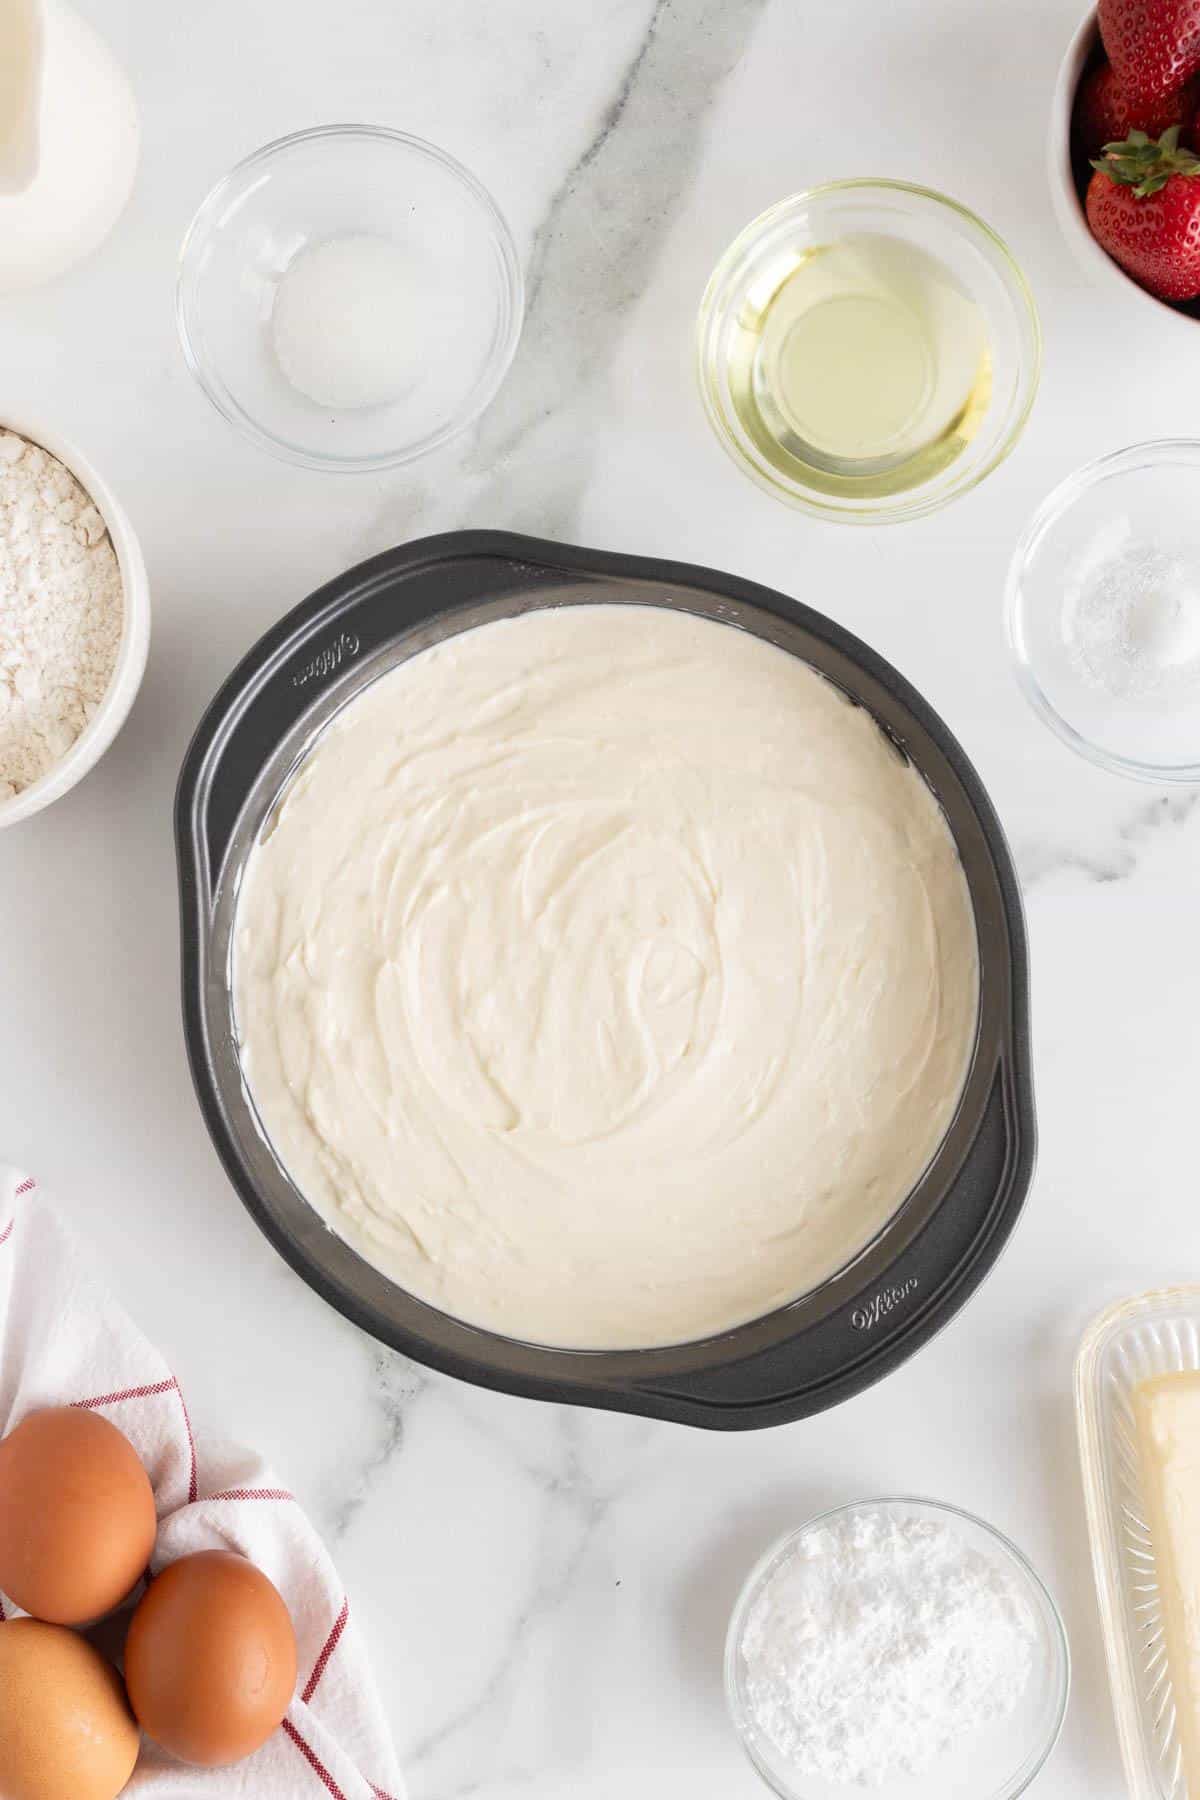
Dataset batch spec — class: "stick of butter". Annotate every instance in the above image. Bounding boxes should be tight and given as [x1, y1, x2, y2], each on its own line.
[1136, 1370, 1200, 1784]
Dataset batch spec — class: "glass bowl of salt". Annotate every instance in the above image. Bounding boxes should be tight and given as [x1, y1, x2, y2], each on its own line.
[724, 1497, 1069, 1800]
[176, 124, 524, 471]
[1007, 441, 1200, 782]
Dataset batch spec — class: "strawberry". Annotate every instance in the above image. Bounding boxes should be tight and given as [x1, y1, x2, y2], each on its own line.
[1073, 59, 1192, 158]
[1087, 126, 1200, 298]
[1099, 0, 1200, 110]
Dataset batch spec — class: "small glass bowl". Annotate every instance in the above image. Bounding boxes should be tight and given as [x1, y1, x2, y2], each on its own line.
[1006, 441, 1200, 782]
[176, 124, 524, 471]
[725, 1497, 1070, 1800]
[697, 181, 1041, 524]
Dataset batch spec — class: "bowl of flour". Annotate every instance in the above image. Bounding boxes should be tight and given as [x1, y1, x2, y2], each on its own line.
[726, 1498, 1069, 1799]
[0, 414, 149, 828]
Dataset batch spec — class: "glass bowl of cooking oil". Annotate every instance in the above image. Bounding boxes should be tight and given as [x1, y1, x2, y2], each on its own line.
[697, 181, 1041, 524]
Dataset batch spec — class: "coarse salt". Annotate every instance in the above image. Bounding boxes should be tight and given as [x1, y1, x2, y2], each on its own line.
[1063, 530, 1200, 701]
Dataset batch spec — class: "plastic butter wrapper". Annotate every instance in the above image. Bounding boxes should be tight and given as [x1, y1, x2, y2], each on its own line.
[1138, 1372, 1200, 1791]
[1076, 1288, 1200, 1800]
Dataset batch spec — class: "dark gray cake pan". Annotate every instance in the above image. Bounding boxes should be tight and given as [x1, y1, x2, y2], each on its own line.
[176, 531, 1035, 1429]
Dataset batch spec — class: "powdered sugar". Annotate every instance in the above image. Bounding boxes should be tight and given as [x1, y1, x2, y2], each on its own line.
[739, 1506, 1038, 1786]
[0, 430, 123, 802]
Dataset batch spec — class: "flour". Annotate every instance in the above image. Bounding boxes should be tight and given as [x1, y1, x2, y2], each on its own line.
[740, 1507, 1038, 1786]
[0, 430, 123, 802]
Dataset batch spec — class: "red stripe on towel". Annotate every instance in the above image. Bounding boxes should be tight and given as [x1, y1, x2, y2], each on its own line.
[72, 1378, 178, 1408]
[207, 1486, 296, 1503]
[281, 1719, 349, 1799]
[1, 1178, 35, 1239]
[173, 1377, 199, 1503]
[71, 1374, 198, 1504]
[303, 1598, 349, 1703]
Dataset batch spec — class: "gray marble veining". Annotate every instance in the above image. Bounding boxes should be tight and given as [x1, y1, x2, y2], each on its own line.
[7, 2, 1200, 1797]
[380, 0, 770, 547]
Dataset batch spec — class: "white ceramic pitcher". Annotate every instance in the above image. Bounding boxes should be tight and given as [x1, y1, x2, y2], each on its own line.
[0, 0, 139, 291]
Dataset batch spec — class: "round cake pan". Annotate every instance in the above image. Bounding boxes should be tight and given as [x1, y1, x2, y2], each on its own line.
[176, 532, 1035, 1429]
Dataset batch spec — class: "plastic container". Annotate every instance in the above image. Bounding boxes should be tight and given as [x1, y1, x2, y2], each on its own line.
[176, 532, 1035, 1428]
[725, 1497, 1070, 1800]
[1076, 1288, 1200, 1798]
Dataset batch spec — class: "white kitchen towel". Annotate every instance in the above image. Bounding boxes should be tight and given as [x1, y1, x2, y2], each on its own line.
[0, 1166, 404, 1800]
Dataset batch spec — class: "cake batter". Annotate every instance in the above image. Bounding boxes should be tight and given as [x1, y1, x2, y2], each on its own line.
[233, 604, 978, 1349]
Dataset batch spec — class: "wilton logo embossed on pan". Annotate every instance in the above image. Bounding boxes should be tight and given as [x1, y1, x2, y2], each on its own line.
[292, 631, 360, 689]
[851, 1279, 919, 1332]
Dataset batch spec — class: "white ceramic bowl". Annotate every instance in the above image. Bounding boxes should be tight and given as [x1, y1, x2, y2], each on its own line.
[0, 415, 150, 829]
[1049, 6, 1200, 332]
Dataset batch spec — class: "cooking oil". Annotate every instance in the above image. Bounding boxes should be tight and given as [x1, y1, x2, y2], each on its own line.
[726, 234, 991, 500]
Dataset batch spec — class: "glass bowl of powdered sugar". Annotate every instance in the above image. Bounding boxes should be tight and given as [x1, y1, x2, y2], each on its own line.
[1007, 441, 1200, 782]
[725, 1497, 1069, 1800]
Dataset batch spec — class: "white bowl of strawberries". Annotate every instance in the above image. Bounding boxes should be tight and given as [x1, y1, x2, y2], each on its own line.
[1051, 0, 1200, 319]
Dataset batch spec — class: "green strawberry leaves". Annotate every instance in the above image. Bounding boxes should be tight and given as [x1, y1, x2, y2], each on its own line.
[1091, 125, 1200, 196]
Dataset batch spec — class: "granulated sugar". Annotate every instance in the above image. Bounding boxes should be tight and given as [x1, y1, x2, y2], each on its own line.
[0, 430, 124, 802]
[272, 234, 420, 411]
[739, 1506, 1038, 1786]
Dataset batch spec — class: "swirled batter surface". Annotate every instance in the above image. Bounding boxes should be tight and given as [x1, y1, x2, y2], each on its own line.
[234, 604, 978, 1348]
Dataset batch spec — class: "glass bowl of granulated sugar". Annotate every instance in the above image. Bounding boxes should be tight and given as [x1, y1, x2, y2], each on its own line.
[176, 124, 524, 472]
[725, 1498, 1069, 1800]
[0, 413, 149, 830]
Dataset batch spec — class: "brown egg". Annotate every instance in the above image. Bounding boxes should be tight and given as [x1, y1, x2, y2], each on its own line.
[0, 1406, 157, 1625]
[0, 1617, 140, 1800]
[124, 1549, 297, 1766]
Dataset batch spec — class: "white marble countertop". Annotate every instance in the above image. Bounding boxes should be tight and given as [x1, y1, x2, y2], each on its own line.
[5, 0, 1200, 1793]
